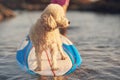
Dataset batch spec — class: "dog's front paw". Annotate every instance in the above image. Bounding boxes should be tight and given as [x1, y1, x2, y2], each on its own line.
[51, 64, 59, 71]
[34, 66, 41, 71]
[51, 67, 59, 71]
[61, 56, 67, 60]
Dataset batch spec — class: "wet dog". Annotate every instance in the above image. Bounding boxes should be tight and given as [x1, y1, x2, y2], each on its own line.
[29, 4, 70, 71]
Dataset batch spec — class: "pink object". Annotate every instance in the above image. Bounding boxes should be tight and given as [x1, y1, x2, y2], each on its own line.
[51, 0, 70, 6]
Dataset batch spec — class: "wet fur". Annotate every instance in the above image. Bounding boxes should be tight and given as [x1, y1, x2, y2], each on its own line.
[29, 4, 69, 71]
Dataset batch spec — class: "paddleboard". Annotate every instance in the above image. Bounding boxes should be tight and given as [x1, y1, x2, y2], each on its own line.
[16, 35, 82, 76]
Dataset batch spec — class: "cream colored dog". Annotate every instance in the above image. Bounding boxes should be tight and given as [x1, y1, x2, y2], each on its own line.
[29, 4, 70, 71]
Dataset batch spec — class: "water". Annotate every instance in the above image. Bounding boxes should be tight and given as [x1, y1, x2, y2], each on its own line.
[0, 11, 120, 80]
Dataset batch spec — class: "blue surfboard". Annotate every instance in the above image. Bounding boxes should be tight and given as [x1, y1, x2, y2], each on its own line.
[16, 35, 82, 76]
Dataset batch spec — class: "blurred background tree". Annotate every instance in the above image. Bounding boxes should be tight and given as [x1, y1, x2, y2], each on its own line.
[0, 0, 120, 21]
[0, 0, 120, 12]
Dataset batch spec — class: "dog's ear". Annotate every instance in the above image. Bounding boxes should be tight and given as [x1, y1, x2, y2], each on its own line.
[45, 14, 57, 31]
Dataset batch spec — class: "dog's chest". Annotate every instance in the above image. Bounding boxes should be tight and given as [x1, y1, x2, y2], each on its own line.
[46, 31, 60, 42]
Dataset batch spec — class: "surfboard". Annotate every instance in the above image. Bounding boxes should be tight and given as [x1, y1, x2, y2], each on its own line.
[16, 35, 82, 76]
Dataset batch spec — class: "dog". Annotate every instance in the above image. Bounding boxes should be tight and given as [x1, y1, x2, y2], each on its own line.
[29, 4, 70, 71]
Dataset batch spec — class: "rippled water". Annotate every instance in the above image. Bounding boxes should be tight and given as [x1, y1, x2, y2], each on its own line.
[0, 11, 120, 80]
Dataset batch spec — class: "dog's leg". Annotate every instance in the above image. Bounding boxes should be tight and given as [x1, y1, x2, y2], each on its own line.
[58, 44, 67, 60]
[38, 48, 42, 71]
[50, 44, 59, 71]
[34, 46, 42, 71]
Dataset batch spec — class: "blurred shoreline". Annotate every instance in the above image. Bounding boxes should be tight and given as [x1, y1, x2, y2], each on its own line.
[0, 0, 120, 22]
[0, 0, 120, 14]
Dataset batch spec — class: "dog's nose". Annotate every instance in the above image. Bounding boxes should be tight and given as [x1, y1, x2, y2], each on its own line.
[68, 21, 70, 24]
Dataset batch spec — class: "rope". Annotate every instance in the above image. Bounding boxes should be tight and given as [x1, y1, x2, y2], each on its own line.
[45, 50, 56, 76]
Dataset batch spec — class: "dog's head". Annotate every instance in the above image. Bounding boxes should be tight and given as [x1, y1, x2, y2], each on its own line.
[41, 4, 70, 31]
